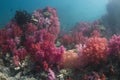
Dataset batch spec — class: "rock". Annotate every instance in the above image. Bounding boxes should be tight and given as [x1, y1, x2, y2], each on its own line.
[7, 77, 17, 80]
[0, 72, 8, 80]
[20, 76, 37, 80]
[0, 65, 11, 75]
[15, 72, 21, 79]
[57, 74, 64, 80]
[0, 59, 4, 66]
[25, 77, 37, 80]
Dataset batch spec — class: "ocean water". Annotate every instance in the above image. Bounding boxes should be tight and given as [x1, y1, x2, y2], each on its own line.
[0, 0, 108, 29]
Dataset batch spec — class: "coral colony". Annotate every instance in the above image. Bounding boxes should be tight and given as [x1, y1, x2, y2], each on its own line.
[1, 7, 120, 80]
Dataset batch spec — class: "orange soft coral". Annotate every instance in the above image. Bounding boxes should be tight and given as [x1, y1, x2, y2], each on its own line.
[82, 37, 108, 65]
[61, 49, 79, 68]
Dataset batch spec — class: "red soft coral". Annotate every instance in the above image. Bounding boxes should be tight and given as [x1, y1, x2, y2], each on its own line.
[25, 23, 37, 35]
[13, 48, 27, 61]
[1, 38, 16, 53]
[34, 29, 56, 43]
[60, 34, 74, 46]
[24, 28, 65, 66]
[0, 7, 64, 71]
[13, 47, 28, 66]
[0, 29, 10, 46]
[6, 21, 22, 38]
[31, 41, 64, 65]
[81, 37, 108, 65]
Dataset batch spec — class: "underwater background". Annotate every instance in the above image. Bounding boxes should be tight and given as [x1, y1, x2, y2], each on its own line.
[1, 0, 120, 80]
[0, 0, 108, 29]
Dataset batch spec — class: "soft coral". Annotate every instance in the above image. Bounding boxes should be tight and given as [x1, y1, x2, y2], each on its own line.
[81, 36, 108, 66]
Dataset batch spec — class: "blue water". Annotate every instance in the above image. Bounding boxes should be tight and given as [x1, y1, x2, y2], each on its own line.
[0, 0, 108, 29]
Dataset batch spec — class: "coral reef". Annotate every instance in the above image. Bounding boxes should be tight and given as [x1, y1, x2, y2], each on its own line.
[0, 7, 64, 80]
[1, 6, 120, 80]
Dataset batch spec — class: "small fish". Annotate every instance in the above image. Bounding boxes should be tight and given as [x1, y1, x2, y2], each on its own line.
[99, 25, 106, 31]
[32, 18, 38, 22]
[31, 16, 39, 22]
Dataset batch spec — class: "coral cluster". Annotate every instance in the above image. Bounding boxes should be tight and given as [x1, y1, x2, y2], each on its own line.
[32, 7, 60, 37]
[60, 21, 104, 49]
[1, 6, 120, 80]
[0, 7, 63, 75]
[109, 35, 120, 56]
[81, 36, 108, 66]
[23, 29, 65, 71]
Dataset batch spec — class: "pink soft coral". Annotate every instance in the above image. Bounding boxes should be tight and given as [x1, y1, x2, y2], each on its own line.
[47, 68, 56, 80]
[32, 7, 60, 37]
[108, 35, 120, 57]
[82, 72, 106, 80]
